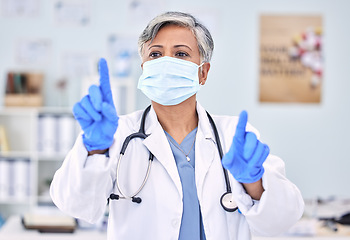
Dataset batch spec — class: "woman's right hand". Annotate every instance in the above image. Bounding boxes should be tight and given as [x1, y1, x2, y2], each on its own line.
[221, 111, 269, 184]
[72, 58, 119, 152]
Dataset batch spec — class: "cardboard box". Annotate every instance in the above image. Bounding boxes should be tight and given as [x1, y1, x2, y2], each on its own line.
[5, 94, 43, 107]
[4, 72, 43, 107]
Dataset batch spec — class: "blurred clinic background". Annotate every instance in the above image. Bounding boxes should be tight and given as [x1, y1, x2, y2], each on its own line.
[0, 0, 350, 239]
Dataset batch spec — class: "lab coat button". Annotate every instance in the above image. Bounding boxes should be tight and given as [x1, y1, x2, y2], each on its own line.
[205, 225, 210, 234]
[172, 219, 179, 228]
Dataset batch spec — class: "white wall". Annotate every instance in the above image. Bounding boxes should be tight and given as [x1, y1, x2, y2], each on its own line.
[1, 0, 349, 199]
[171, 0, 350, 199]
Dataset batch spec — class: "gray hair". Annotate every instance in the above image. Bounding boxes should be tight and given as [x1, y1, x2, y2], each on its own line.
[138, 11, 214, 62]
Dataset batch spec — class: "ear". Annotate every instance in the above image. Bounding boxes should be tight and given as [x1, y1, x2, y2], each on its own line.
[198, 62, 210, 85]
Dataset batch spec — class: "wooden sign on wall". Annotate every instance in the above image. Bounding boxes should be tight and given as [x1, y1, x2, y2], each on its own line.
[259, 15, 323, 103]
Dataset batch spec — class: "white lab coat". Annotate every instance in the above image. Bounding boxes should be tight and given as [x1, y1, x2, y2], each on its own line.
[50, 102, 304, 240]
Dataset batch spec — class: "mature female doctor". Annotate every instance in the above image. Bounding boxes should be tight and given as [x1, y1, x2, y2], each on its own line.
[50, 11, 304, 240]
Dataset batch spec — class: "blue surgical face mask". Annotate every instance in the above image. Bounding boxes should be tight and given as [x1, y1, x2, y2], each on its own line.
[138, 56, 204, 106]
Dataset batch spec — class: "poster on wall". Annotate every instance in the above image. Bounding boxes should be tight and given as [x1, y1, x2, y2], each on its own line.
[1, 0, 40, 18]
[108, 34, 139, 79]
[126, 0, 166, 30]
[15, 38, 52, 65]
[53, 0, 91, 27]
[259, 15, 323, 103]
[62, 52, 96, 78]
[185, 8, 220, 40]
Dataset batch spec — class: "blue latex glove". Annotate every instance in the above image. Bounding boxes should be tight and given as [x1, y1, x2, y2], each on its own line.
[222, 111, 270, 183]
[72, 58, 119, 151]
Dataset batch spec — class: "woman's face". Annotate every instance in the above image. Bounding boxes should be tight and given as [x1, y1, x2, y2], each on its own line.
[142, 24, 201, 65]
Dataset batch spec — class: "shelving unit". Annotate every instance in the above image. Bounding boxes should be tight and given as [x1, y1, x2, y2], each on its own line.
[0, 76, 136, 220]
[0, 107, 79, 219]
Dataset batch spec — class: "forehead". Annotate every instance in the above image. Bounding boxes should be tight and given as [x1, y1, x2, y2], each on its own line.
[147, 24, 198, 47]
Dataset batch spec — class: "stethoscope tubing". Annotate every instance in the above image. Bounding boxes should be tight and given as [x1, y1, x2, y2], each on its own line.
[116, 153, 152, 203]
[205, 111, 232, 194]
[114, 106, 153, 203]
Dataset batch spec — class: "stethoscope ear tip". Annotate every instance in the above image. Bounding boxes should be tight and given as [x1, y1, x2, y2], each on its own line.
[110, 194, 120, 200]
[132, 197, 142, 204]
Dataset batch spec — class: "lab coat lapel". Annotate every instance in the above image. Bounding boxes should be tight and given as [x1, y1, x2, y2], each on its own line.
[195, 103, 217, 199]
[141, 107, 183, 198]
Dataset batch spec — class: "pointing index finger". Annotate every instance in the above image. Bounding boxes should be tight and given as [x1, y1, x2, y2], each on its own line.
[98, 58, 113, 105]
[235, 110, 248, 140]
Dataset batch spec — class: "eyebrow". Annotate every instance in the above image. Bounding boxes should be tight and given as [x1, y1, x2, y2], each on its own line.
[174, 45, 192, 51]
[148, 45, 163, 50]
[148, 44, 192, 51]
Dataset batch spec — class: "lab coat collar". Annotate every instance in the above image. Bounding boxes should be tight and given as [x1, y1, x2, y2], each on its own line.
[139, 105, 183, 199]
[195, 102, 217, 199]
[132, 105, 153, 133]
[196, 102, 216, 143]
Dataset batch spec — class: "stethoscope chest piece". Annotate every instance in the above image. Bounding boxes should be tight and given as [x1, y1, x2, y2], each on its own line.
[220, 192, 238, 212]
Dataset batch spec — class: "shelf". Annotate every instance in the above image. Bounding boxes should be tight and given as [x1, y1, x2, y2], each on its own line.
[0, 107, 37, 116]
[1, 152, 69, 161]
[37, 195, 53, 205]
[0, 151, 34, 158]
[0, 106, 72, 114]
[0, 197, 36, 205]
[37, 153, 68, 161]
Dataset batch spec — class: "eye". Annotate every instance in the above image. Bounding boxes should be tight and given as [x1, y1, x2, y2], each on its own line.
[175, 51, 189, 58]
[149, 51, 162, 58]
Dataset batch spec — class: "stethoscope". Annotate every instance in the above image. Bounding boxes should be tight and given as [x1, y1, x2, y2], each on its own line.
[109, 105, 238, 212]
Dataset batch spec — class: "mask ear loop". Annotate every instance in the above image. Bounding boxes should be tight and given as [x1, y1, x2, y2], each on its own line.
[199, 62, 205, 85]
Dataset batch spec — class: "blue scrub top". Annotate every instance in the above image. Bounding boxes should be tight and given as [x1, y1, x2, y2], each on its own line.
[165, 128, 206, 240]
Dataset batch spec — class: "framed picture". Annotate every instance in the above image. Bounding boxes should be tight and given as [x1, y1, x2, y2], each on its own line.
[259, 15, 323, 103]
